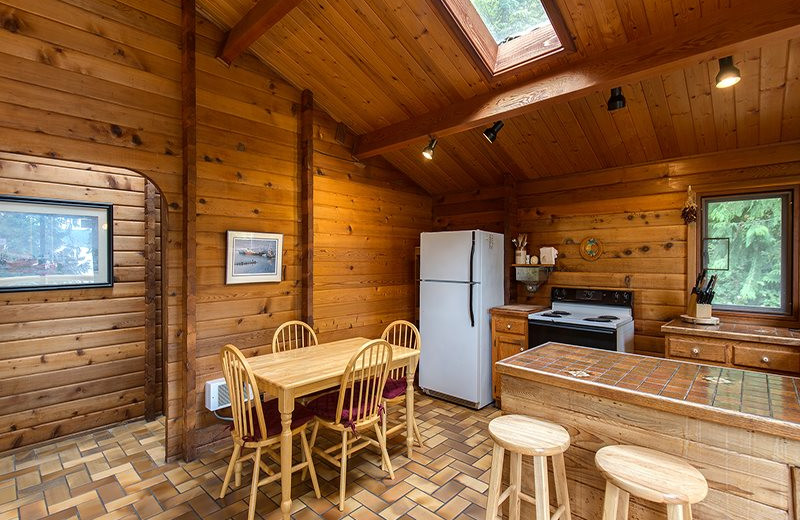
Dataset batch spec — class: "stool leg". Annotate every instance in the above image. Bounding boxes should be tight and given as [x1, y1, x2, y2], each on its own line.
[509, 452, 522, 520]
[617, 488, 629, 519]
[532, 456, 550, 520]
[552, 453, 571, 520]
[601, 481, 620, 520]
[667, 504, 685, 520]
[683, 504, 692, 520]
[484, 444, 505, 520]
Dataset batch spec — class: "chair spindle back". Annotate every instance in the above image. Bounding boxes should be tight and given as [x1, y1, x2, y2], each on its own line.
[220, 344, 267, 443]
[272, 320, 318, 353]
[336, 340, 393, 428]
[381, 320, 420, 381]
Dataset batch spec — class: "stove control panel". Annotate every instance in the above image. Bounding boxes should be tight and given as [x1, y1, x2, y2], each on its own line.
[551, 287, 633, 308]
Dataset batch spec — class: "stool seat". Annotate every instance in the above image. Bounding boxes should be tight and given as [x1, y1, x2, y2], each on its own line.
[489, 414, 570, 457]
[595, 445, 708, 505]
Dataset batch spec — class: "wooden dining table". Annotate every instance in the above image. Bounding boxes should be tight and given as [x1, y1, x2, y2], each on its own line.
[247, 336, 421, 520]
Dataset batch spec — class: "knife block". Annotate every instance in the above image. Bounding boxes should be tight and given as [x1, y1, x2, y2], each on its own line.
[685, 293, 714, 320]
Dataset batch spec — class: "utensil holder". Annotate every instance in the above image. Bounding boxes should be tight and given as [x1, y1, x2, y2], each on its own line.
[515, 250, 527, 264]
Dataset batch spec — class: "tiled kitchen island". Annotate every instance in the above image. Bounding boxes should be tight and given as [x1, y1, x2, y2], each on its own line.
[497, 342, 800, 520]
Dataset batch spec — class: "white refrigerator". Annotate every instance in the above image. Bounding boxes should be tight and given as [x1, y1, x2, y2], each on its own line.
[419, 230, 504, 409]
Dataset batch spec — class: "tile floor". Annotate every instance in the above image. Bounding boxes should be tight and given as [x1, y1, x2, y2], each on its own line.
[0, 393, 500, 520]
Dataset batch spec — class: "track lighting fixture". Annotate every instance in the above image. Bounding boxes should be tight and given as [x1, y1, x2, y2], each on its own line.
[715, 56, 741, 88]
[606, 87, 626, 111]
[483, 121, 505, 143]
[422, 137, 437, 160]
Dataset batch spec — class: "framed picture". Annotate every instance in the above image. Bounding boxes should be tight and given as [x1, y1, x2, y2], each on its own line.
[226, 231, 283, 284]
[0, 195, 113, 292]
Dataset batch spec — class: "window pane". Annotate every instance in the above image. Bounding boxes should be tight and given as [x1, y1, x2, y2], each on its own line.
[470, 0, 551, 44]
[703, 194, 788, 312]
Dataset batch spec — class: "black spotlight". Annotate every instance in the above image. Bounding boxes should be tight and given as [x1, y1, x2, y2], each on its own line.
[715, 56, 741, 88]
[483, 121, 505, 143]
[607, 87, 626, 111]
[422, 137, 437, 160]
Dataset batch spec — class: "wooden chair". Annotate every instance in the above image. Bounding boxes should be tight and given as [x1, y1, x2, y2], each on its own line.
[380, 320, 423, 450]
[218, 344, 321, 520]
[485, 414, 572, 520]
[306, 339, 395, 510]
[272, 320, 318, 353]
[595, 445, 708, 520]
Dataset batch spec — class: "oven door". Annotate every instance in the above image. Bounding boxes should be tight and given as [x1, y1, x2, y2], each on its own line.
[528, 321, 618, 351]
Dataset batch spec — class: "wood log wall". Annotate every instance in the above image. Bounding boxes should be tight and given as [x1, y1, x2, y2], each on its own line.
[0, 0, 432, 458]
[435, 141, 800, 356]
[0, 154, 161, 451]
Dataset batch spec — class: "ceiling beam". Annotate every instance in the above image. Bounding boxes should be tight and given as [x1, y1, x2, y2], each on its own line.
[217, 0, 303, 66]
[353, 0, 800, 159]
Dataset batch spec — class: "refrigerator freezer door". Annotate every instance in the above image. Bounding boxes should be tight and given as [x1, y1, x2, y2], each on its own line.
[420, 230, 481, 283]
[419, 280, 480, 404]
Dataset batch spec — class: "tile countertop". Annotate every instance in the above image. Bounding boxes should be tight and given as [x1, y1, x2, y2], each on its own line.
[489, 304, 546, 317]
[496, 342, 800, 441]
[662, 318, 800, 347]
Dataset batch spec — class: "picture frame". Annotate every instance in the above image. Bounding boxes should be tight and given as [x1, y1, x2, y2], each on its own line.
[0, 195, 113, 292]
[226, 231, 283, 284]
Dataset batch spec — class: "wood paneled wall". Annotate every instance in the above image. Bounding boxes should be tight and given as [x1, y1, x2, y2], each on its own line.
[434, 141, 800, 356]
[0, 154, 159, 451]
[313, 112, 431, 343]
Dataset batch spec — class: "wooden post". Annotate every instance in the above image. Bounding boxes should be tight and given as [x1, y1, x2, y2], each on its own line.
[300, 90, 314, 326]
[181, 0, 198, 462]
[144, 181, 158, 421]
[504, 174, 517, 304]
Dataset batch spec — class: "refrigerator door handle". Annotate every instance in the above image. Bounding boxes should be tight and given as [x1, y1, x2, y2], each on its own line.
[468, 231, 475, 327]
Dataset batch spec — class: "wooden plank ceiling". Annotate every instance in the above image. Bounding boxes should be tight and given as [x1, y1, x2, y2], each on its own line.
[197, 0, 800, 194]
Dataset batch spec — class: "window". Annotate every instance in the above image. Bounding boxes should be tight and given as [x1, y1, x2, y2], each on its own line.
[700, 191, 793, 315]
[436, 0, 573, 77]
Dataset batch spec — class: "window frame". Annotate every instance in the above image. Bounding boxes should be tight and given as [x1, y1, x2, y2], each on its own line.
[694, 185, 799, 326]
[434, 0, 575, 79]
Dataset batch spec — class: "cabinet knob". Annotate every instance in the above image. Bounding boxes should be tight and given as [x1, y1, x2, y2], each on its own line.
[506, 324, 512, 329]
[762, 356, 770, 364]
[691, 348, 699, 355]
[519, 347, 524, 352]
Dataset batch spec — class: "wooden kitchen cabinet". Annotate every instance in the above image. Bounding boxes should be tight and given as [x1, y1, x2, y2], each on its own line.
[662, 319, 800, 375]
[490, 305, 545, 403]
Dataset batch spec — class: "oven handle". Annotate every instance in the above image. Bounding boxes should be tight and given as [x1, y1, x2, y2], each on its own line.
[529, 321, 616, 335]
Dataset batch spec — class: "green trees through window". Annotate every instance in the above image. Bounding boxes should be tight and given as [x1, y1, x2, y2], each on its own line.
[470, 0, 550, 44]
[702, 192, 790, 312]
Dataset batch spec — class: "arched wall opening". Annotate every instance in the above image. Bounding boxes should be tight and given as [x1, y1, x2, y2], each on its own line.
[0, 152, 169, 450]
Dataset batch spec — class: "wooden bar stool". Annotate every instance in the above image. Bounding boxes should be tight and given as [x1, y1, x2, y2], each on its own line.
[485, 415, 572, 520]
[595, 445, 708, 520]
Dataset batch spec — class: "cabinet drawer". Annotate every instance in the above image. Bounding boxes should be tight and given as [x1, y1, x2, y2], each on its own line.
[667, 338, 727, 363]
[495, 317, 526, 335]
[733, 345, 800, 373]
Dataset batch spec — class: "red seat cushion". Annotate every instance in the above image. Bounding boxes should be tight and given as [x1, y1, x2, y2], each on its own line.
[383, 378, 406, 400]
[306, 389, 379, 428]
[230, 398, 315, 441]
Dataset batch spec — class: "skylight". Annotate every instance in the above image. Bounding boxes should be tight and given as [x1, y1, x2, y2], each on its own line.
[470, 0, 552, 45]
[436, 0, 573, 77]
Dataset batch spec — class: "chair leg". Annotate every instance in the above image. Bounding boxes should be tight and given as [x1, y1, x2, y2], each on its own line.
[667, 504, 685, 520]
[602, 481, 620, 520]
[484, 443, 505, 520]
[339, 430, 348, 511]
[532, 456, 550, 520]
[411, 414, 423, 447]
[374, 423, 395, 480]
[509, 452, 522, 520]
[219, 443, 241, 499]
[300, 428, 321, 499]
[302, 421, 320, 481]
[235, 460, 242, 488]
[552, 453, 571, 520]
[381, 402, 388, 471]
[247, 446, 262, 520]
